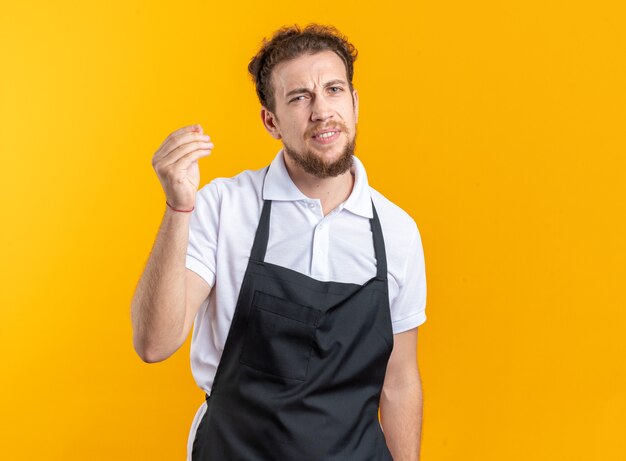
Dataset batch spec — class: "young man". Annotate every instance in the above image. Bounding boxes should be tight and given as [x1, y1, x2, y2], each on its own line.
[131, 24, 427, 461]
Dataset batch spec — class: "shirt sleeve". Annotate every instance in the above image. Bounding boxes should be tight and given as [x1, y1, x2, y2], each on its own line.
[390, 222, 427, 334]
[185, 181, 220, 289]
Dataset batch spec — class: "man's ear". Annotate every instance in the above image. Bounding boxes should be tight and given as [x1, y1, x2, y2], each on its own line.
[352, 88, 359, 123]
[260, 107, 282, 140]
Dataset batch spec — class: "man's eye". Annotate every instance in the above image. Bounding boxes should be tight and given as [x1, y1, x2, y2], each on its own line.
[329, 87, 343, 93]
[290, 95, 306, 102]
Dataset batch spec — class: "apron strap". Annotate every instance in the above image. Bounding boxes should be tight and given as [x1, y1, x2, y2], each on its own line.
[370, 199, 388, 280]
[249, 166, 272, 262]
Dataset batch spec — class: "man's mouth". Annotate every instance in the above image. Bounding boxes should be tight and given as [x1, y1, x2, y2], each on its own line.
[311, 130, 341, 144]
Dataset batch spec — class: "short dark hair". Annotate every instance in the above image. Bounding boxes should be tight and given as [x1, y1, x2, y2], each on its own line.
[248, 23, 358, 113]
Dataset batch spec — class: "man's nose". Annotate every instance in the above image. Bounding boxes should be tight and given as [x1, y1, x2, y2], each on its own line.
[311, 93, 334, 122]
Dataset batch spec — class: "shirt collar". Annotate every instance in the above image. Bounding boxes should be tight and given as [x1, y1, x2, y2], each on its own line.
[263, 148, 373, 219]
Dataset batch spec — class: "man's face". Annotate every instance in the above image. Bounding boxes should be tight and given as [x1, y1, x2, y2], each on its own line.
[261, 50, 359, 178]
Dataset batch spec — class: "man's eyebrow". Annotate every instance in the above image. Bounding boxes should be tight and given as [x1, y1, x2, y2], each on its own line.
[285, 79, 348, 99]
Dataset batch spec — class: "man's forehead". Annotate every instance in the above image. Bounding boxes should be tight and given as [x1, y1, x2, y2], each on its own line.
[272, 51, 348, 94]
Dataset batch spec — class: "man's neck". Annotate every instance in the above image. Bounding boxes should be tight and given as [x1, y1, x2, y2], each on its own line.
[283, 154, 355, 217]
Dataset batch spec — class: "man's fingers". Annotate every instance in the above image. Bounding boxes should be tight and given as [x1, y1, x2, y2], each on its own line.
[156, 124, 200, 150]
[175, 148, 213, 172]
[159, 141, 214, 168]
[154, 130, 212, 164]
[168, 124, 202, 141]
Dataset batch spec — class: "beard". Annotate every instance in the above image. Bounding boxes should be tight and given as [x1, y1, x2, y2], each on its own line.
[282, 129, 357, 179]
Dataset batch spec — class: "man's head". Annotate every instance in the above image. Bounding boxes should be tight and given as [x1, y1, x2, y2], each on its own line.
[248, 24, 359, 178]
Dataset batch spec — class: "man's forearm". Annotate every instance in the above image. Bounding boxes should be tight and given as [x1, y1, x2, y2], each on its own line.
[130, 206, 191, 362]
[380, 378, 423, 461]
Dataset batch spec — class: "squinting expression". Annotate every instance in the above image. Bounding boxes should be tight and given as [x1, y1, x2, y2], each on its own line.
[262, 50, 360, 178]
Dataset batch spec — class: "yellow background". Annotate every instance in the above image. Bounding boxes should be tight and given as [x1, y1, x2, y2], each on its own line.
[1, 0, 625, 459]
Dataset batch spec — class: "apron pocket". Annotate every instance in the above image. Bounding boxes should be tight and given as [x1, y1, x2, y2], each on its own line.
[240, 291, 322, 381]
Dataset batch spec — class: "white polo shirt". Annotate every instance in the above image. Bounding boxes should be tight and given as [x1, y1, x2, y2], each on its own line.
[185, 148, 427, 395]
